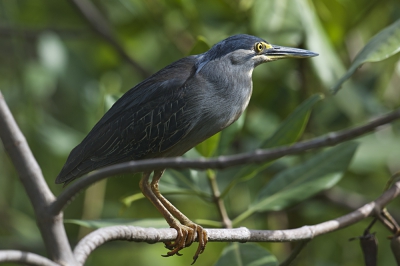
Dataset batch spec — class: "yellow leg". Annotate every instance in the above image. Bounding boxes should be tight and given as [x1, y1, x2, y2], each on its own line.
[139, 172, 177, 226]
[151, 170, 208, 264]
[139, 171, 207, 264]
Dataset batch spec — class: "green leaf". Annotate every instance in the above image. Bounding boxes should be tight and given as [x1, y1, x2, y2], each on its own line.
[332, 19, 400, 93]
[295, 0, 364, 122]
[222, 94, 323, 197]
[233, 142, 358, 225]
[195, 132, 221, 158]
[188, 35, 210, 55]
[121, 192, 145, 207]
[64, 218, 168, 229]
[159, 169, 211, 200]
[215, 243, 278, 266]
[251, 142, 358, 212]
[260, 94, 323, 149]
[295, 0, 345, 88]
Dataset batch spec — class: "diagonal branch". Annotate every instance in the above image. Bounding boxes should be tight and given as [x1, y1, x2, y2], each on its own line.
[0, 250, 60, 266]
[0, 91, 77, 265]
[73, 179, 400, 264]
[50, 108, 400, 215]
[68, 0, 150, 78]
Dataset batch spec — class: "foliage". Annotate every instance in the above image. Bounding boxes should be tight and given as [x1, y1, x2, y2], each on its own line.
[1, 0, 400, 265]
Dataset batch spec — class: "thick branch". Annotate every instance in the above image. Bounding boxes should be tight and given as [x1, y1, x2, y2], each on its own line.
[68, 0, 150, 78]
[0, 92, 77, 265]
[51, 108, 400, 215]
[74, 180, 400, 264]
[0, 250, 59, 266]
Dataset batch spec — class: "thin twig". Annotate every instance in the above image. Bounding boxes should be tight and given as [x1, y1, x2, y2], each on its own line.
[0, 250, 60, 266]
[0, 91, 77, 265]
[51, 108, 400, 215]
[73, 179, 400, 264]
[279, 240, 310, 266]
[207, 170, 232, 228]
[68, 0, 150, 78]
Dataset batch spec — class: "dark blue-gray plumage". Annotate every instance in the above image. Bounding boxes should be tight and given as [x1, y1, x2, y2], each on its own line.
[56, 34, 317, 263]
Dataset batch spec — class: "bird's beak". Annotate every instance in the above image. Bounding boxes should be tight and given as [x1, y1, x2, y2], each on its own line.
[264, 45, 318, 60]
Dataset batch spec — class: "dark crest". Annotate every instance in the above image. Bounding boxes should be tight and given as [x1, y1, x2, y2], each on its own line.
[204, 34, 267, 61]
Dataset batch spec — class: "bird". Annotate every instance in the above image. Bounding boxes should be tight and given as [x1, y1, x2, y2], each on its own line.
[56, 34, 318, 263]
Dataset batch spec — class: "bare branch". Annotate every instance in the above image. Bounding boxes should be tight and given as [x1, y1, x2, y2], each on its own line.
[0, 92, 77, 265]
[0, 92, 54, 211]
[207, 170, 232, 229]
[74, 180, 400, 264]
[51, 108, 400, 215]
[68, 0, 150, 78]
[0, 250, 60, 266]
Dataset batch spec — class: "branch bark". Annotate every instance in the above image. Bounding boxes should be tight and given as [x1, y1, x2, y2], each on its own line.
[0, 250, 60, 266]
[0, 92, 77, 265]
[50, 107, 400, 215]
[73, 180, 400, 264]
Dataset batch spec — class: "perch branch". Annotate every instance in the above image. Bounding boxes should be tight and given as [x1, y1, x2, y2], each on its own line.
[0, 250, 60, 266]
[73, 179, 400, 264]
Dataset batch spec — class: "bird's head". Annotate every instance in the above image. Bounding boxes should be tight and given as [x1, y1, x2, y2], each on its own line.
[197, 34, 318, 71]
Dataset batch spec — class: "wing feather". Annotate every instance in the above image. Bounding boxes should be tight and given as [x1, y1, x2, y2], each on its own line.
[56, 56, 197, 184]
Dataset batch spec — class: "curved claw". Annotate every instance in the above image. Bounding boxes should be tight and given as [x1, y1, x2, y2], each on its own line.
[192, 226, 207, 264]
[161, 222, 208, 264]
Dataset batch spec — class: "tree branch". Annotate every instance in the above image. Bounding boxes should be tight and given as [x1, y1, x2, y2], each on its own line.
[50, 108, 400, 215]
[0, 250, 60, 266]
[0, 92, 77, 265]
[207, 170, 232, 229]
[68, 0, 150, 78]
[73, 179, 400, 264]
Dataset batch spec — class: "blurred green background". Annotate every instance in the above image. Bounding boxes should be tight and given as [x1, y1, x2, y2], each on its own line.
[1, 0, 400, 265]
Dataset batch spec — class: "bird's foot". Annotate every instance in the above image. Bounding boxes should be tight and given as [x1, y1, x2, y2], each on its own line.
[162, 222, 208, 264]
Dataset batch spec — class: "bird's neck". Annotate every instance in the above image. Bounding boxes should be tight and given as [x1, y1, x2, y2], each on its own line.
[195, 60, 254, 129]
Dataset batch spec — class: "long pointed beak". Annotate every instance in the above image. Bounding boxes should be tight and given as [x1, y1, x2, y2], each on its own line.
[264, 45, 318, 59]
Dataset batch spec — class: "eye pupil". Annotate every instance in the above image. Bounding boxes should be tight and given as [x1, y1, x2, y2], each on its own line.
[256, 43, 263, 52]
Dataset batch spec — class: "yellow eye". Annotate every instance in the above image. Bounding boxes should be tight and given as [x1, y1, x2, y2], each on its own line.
[255, 42, 264, 53]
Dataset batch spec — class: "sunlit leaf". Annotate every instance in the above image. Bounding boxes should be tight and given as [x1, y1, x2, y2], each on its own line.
[195, 132, 221, 157]
[215, 243, 278, 266]
[332, 19, 400, 93]
[121, 192, 145, 208]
